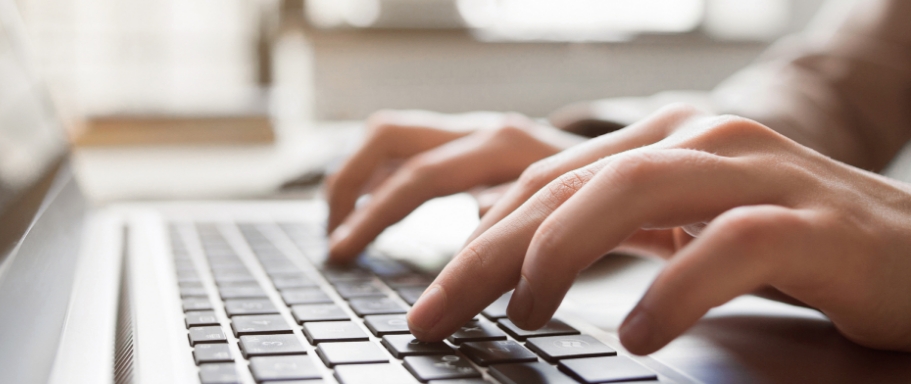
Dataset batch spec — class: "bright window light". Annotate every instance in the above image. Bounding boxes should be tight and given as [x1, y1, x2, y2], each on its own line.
[457, 0, 705, 41]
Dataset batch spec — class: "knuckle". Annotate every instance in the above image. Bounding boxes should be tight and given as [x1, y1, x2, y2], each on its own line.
[606, 150, 668, 187]
[517, 160, 558, 193]
[703, 115, 779, 142]
[490, 123, 533, 141]
[716, 207, 805, 255]
[400, 156, 439, 186]
[538, 168, 595, 211]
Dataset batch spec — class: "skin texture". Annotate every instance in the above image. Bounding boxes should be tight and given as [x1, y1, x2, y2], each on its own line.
[327, 105, 911, 355]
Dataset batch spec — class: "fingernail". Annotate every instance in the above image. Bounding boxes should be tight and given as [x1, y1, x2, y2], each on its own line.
[329, 224, 350, 248]
[508, 277, 534, 328]
[620, 308, 656, 354]
[408, 285, 446, 335]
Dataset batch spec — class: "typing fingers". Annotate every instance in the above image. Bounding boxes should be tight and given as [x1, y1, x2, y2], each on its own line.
[620, 205, 811, 355]
[329, 126, 563, 262]
[508, 148, 785, 329]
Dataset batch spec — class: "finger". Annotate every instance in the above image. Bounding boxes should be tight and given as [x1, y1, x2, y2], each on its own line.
[508, 148, 787, 329]
[407, 157, 614, 341]
[464, 104, 704, 246]
[471, 182, 514, 218]
[329, 128, 555, 262]
[619, 205, 811, 355]
[326, 119, 467, 232]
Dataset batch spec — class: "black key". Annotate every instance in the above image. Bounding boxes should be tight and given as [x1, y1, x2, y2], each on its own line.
[291, 303, 350, 323]
[239, 334, 307, 357]
[231, 314, 292, 336]
[333, 281, 384, 299]
[194, 343, 234, 364]
[381, 334, 453, 358]
[364, 314, 410, 336]
[348, 297, 407, 317]
[219, 285, 267, 299]
[334, 363, 419, 384]
[282, 288, 334, 306]
[199, 362, 239, 384]
[481, 292, 512, 320]
[303, 321, 369, 344]
[224, 299, 278, 317]
[272, 275, 318, 290]
[403, 355, 481, 382]
[189, 326, 227, 345]
[524, 335, 616, 362]
[395, 286, 427, 306]
[322, 268, 373, 283]
[186, 311, 220, 328]
[381, 274, 432, 288]
[459, 340, 537, 366]
[359, 257, 411, 277]
[558, 356, 657, 383]
[316, 341, 389, 367]
[488, 361, 577, 384]
[446, 320, 506, 344]
[180, 285, 208, 298]
[183, 298, 213, 312]
[497, 318, 579, 341]
[249, 355, 322, 381]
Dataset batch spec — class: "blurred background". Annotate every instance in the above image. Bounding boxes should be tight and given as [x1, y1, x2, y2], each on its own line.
[9, 0, 829, 201]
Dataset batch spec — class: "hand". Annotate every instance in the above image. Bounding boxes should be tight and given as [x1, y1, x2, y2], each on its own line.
[406, 104, 911, 355]
[325, 109, 585, 262]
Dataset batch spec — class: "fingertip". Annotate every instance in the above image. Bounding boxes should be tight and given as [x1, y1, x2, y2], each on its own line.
[618, 307, 663, 355]
[407, 285, 448, 340]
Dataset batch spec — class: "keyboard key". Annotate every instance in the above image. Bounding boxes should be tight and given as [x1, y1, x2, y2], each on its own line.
[481, 292, 512, 320]
[224, 299, 278, 317]
[524, 335, 616, 362]
[458, 340, 537, 366]
[348, 297, 407, 317]
[282, 288, 334, 306]
[364, 314, 410, 336]
[403, 355, 481, 382]
[178, 275, 203, 284]
[194, 343, 234, 364]
[231, 314, 292, 336]
[395, 286, 427, 306]
[558, 356, 657, 383]
[199, 362, 239, 384]
[316, 341, 389, 367]
[323, 268, 373, 283]
[183, 298, 213, 312]
[488, 361, 577, 384]
[239, 334, 307, 357]
[497, 318, 579, 341]
[381, 274, 432, 288]
[272, 275, 318, 290]
[427, 380, 488, 384]
[186, 311, 220, 328]
[219, 285, 267, 299]
[446, 320, 507, 344]
[359, 257, 411, 277]
[381, 334, 454, 358]
[189, 326, 227, 345]
[211, 268, 253, 279]
[213, 274, 258, 285]
[291, 303, 351, 323]
[334, 281, 384, 299]
[180, 285, 208, 298]
[334, 363, 419, 384]
[249, 355, 322, 381]
[303, 321, 369, 344]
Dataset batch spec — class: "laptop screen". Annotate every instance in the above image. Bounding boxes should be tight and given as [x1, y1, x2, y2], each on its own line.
[0, 6, 68, 223]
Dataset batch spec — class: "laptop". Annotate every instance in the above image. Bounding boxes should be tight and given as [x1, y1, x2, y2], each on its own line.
[3, 1, 911, 383]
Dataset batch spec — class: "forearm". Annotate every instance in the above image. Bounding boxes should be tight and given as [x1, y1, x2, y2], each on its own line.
[712, 0, 911, 171]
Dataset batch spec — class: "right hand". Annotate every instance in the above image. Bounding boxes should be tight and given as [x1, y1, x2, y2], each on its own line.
[325, 109, 586, 263]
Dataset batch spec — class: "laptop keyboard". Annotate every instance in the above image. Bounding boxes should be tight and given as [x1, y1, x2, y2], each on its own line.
[168, 221, 663, 384]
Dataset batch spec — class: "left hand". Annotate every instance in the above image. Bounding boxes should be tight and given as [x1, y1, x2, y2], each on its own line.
[406, 104, 911, 355]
